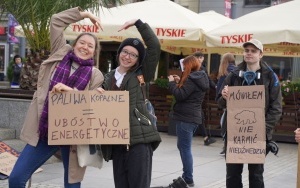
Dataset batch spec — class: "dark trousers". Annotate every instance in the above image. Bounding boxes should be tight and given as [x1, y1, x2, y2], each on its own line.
[112, 143, 153, 188]
[198, 124, 208, 137]
[0, 73, 4, 81]
[198, 111, 208, 137]
[226, 163, 265, 188]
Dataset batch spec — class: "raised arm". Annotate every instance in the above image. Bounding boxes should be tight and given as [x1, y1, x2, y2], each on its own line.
[49, 7, 102, 55]
[119, 19, 161, 82]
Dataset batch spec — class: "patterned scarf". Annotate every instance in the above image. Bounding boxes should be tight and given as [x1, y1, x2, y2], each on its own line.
[39, 51, 94, 139]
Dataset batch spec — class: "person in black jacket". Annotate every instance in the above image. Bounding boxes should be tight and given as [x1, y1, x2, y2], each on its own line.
[0, 56, 4, 81]
[11, 55, 24, 86]
[97, 19, 161, 188]
[168, 55, 209, 187]
[193, 51, 216, 146]
[217, 39, 282, 188]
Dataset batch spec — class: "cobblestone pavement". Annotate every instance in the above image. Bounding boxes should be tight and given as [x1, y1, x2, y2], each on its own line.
[0, 182, 63, 188]
[204, 147, 298, 188]
[0, 133, 298, 188]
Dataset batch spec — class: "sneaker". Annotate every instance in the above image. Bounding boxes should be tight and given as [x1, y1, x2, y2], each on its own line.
[170, 177, 189, 188]
[219, 147, 226, 156]
[184, 179, 194, 187]
[186, 182, 195, 187]
[204, 137, 216, 146]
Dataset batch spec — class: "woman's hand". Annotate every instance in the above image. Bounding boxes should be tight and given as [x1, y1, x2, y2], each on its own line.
[172, 75, 180, 83]
[80, 12, 103, 31]
[221, 85, 229, 100]
[96, 87, 105, 94]
[168, 75, 180, 83]
[118, 19, 138, 32]
[51, 83, 73, 93]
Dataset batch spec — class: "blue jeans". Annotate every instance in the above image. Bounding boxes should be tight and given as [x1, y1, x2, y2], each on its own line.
[176, 120, 198, 184]
[9, 139, 81, 188]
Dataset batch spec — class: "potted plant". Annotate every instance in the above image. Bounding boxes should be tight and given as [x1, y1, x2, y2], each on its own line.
[281, 79, 300, 96]
[280, 79, 300, 105]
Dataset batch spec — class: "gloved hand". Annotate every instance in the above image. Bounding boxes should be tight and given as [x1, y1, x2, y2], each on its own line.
[266, 140, 279, 156]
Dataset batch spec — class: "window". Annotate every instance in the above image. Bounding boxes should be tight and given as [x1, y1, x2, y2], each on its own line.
[244, 0, 271, 6]
[263, 56, 293, 81]
[0, 44, 6, 81]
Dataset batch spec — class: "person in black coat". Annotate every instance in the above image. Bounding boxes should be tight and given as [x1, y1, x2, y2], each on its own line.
[193, 51, 216, 146]
[168, 55, 209, 187]
[11, 55, 24, 86]
[217, 39, 282, 188]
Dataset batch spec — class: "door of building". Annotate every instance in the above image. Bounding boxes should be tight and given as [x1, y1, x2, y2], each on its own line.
[0, 43, 9, 81]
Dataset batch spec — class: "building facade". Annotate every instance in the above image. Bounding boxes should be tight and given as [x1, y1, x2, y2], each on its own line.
[0, 10, 26, 82]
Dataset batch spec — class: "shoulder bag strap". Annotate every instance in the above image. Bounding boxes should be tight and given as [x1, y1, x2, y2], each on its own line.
[137, 74, 147, 100]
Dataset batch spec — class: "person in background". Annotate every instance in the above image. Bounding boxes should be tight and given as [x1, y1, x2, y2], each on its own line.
[9, 7, 104, 188]
[11, 55, 24, 86]
[0, 56, 4, 81]
[215, 52, 236, 156]
[168, 55, 209, 187]
[193, 51, 216, 146]
[193, 51, 216, 89]
[97, 18, 161, 188]
[217, 39, 282, 188]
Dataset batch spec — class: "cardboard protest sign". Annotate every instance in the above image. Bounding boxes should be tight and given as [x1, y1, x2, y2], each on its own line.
[48, 90, 129, 145]
[0, 152, 18, 176]
[226, 85, 266, 164]
[0, 152, 43, 177]
[0, 141, 20, 157]
[0, 141, 20, 179]
[0, 142, 43, 178]
[298, 144, 300, 188]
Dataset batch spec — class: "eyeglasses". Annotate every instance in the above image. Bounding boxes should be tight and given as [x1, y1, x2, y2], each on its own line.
[244, 49, 260, 53]
[120, 49, 139, 60]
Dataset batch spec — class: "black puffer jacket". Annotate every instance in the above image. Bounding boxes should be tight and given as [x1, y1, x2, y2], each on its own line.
[101, 22, 161, 161]
[217, 61, 282, 140]
[168, 70, 209, 125]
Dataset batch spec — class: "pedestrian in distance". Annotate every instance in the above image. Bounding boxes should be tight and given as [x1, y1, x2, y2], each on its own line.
[193, 51, 216, 146]
[168, 55, 210, 187]
[9, 7, 104, 188]
[217, 39, 282, 188]
[97, 18, 161, 188]
[193, 51, 216, 90]
[11, 54, 24, 87]
[0, 55, 4, 81]
[215, 52, 236, 156]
